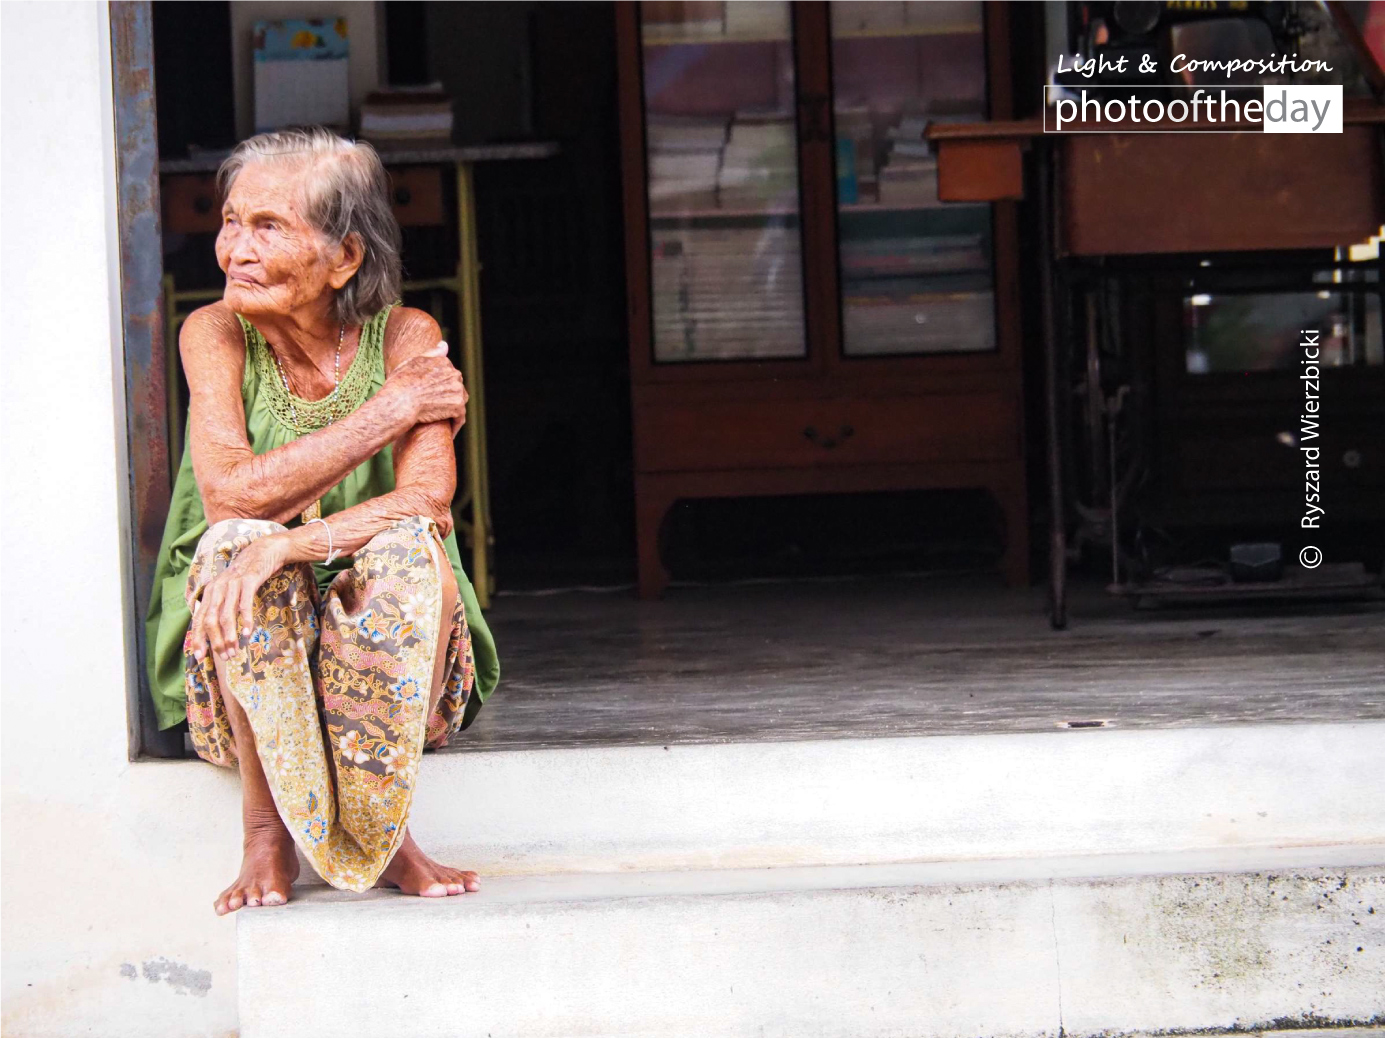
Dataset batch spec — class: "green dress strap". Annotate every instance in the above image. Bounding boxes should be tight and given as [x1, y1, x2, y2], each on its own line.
[238, 305, 389, 435]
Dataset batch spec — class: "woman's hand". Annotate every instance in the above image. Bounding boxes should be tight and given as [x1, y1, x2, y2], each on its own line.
[379, 341, 469, 438]
[189, 534, 292, 662]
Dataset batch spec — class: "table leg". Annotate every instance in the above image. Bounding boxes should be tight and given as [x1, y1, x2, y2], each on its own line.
[162, 278, 223, 482]
[1037, 143, 1068, 629]
[454, 161, 494, 608]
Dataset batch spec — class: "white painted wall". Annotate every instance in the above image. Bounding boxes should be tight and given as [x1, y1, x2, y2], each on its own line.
[1, 4, 242, 1035]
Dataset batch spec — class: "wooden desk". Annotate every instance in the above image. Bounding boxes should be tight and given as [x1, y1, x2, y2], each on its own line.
[930, 101, 1385, 255]
[159, 142, 558, 607]
[929, 105, 1385, 626]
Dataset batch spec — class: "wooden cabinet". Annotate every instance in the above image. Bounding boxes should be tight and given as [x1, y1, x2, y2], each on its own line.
[616, 0, 1027, 597]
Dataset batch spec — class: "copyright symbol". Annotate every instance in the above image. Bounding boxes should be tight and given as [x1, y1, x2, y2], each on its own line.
[1299, 545, 1323, 569]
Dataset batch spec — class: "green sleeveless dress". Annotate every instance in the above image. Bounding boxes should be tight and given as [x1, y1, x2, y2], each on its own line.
[144, 302, 499, 733]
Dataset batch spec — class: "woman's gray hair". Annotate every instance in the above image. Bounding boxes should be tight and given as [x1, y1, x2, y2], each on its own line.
[216, 126, 402, 325]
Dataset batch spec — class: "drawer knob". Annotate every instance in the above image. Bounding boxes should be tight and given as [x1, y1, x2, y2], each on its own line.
[394, 186, 413, 206]
[193, 195, 213, 214]
[803, 424, 855, 450]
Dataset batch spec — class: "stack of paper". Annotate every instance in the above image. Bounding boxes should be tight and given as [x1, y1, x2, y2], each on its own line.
[724, 1, 791, 37]
[840, 232, 986, 280]
[877, 145, 938, 206]
[359, 84, 453, 148]
[842, 290, 995, 354]
[650, 224, 806, 360]
[717, 108, 798, 209]
[647, 114, 727, 213]
[647, 113, 730, 152]
[904, 1, 982, 32]
[832, 1, 906, 33]
[839, 217, 992, 354]
[835, 103, 878, 203]
[641, 1, 725, 39]
[887, 112, 930, 151]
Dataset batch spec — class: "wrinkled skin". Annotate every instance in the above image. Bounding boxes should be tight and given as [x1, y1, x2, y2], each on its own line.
[180, 156, 480, 915]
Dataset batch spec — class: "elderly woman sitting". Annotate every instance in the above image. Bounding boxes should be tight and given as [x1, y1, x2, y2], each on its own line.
[145, 127, 500, 915]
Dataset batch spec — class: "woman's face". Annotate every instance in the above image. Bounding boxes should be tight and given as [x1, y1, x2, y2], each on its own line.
[216, 160, 358, 318]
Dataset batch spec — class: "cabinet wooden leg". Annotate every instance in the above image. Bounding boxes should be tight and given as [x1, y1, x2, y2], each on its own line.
[635, 485, 672, 600]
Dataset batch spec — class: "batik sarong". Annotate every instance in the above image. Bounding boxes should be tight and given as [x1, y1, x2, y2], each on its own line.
[183, 515, 475, 892]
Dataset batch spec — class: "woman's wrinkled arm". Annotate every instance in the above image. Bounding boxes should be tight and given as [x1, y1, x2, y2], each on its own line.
[182, 303, 465, 525]
[190, 417, 458, 662]
[182, 303, 416, 524]
[185, 307, 468, 661]
[272, 311, 461, 563]
[273, 420, 456, 567]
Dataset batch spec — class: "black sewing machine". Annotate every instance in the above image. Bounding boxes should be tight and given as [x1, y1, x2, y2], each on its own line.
[1055, 1, 1310, 93]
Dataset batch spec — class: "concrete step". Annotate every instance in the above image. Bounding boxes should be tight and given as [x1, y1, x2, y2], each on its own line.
[356, 722, 1385, 877]
[239, 844, 1385, 1038]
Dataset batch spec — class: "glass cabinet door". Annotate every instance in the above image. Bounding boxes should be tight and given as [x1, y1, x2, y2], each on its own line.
[828, 1, 995, 357]
[639, 1, 808, 363]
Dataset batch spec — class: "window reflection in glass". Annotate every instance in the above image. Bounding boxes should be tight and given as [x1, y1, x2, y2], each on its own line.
[828, 1, 995, 357]
[1184, 289, 1382, 374]
[640, 1, 808, 363]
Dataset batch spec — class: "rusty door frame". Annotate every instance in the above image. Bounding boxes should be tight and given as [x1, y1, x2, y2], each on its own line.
[111, 1, 182, 758]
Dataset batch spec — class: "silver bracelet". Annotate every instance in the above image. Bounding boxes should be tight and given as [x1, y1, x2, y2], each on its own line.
[306, 516, 342, 564]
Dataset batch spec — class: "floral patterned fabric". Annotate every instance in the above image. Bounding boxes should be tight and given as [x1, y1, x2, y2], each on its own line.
[184, 515, 474, 892]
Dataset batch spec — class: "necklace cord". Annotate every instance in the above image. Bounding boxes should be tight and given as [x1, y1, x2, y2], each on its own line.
[269, 322, 346, 528]
[242, 303, 394, 435]
[268, 322, 347, 426]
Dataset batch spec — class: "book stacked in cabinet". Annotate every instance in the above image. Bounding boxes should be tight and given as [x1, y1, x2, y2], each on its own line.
[617, 0, 1027, 597]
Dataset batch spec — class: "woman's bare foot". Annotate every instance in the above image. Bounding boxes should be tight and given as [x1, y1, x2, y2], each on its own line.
[379, 830, 480, 897]
[214, 820, 300, 916]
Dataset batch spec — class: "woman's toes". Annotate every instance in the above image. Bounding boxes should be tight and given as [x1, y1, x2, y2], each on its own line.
[422, 881, 447, 897]
[438, 868, 468, 895]
[225, 893, 244, 913]
[263, 890, 286, 906]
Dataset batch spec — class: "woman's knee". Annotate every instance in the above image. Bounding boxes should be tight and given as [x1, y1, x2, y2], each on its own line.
[198, 517, 288, 557]
[188, 518, 292, 601]
[357, 515, 442, 561]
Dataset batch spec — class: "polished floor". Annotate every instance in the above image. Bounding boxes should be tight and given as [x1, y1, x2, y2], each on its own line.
[448, 572, 1385, 753]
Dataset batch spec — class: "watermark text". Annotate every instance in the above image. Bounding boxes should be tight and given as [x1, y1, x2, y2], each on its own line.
[1300, 330, 1324, 568]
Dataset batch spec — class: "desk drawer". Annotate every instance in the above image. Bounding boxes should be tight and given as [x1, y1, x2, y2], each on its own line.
[163, 173, 221, 235]
[388, 166, 445, 227]
[161, 167, 446, 234]
[1061, 129, 1385, 255]
[635, 392, 1018, 472]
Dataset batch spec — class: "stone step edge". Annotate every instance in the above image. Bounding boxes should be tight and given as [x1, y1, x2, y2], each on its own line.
[278, 841, 1385, 909]
[346, 721, 1385, 876]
